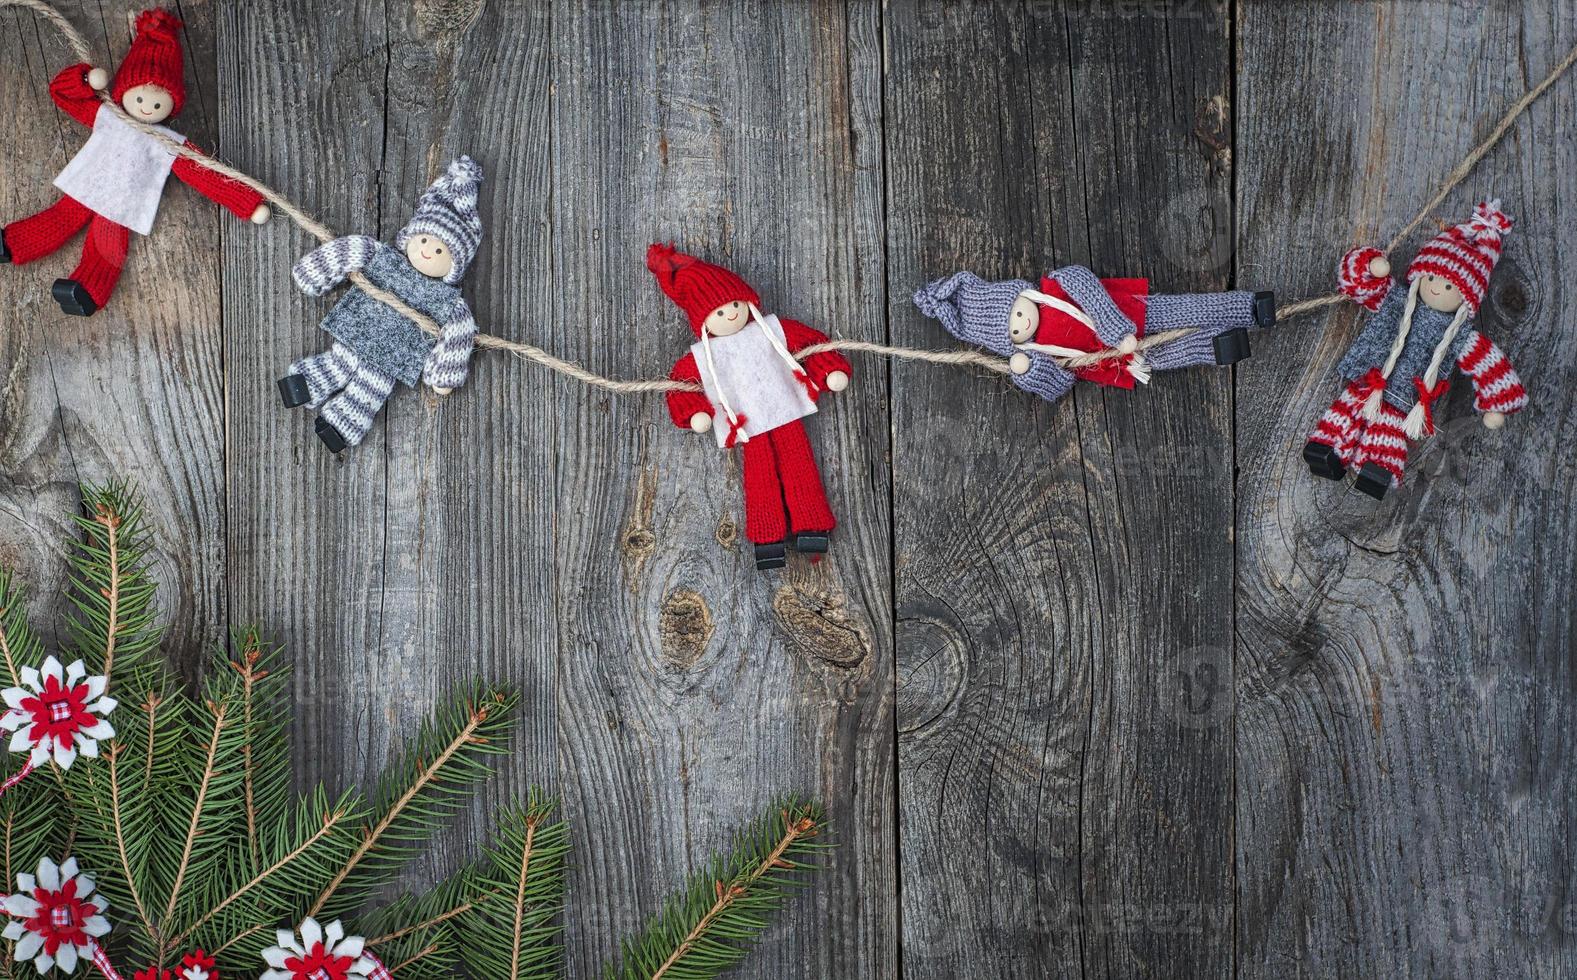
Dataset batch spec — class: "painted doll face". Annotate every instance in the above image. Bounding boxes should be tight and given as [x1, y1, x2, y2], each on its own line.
[121, 84, 174, 123]
[703, 300, 750, 337]
[1007, 294, 1038, 343]
[405, 235, 455, 279]
[1418, 273, 1465, 313]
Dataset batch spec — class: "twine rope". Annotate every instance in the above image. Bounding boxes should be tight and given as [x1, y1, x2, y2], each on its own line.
[7, 0, 1576, 393]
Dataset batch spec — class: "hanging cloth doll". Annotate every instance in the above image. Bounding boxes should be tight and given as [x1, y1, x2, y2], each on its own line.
[0, 9, 269, 316]
[1302, 200, 1527, 499]
[648, 245, 852, 571]
[278, 157, 484, 452]
[914, 264, 1275, 403]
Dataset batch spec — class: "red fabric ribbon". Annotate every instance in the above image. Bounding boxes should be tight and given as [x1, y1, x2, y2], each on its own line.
[1356, 366, 1387, 400]
[1411, 377, 1451, 435]
[1035, 276, 1149, 389]
[724, 414, 750, 449]
[89, 940, 123, 980]
[0, 758, 37, 800]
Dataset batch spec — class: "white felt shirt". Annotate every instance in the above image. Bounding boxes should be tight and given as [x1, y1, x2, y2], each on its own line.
[693, 313, 817, 448]
[53, 106, 182, 235]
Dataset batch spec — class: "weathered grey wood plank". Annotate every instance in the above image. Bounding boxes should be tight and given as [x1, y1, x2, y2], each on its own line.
[220, 0, 562, 900]
[885, 1, 1237, 976]
[545, 1, 894, 975]
[0, 0, 228, 672]
[1235, 1, 1577, 977]
[221, 0, 400, 806]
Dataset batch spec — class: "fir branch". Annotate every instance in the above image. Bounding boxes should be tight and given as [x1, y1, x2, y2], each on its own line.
[95, 503, 122, 679]
[222, 628, 293, 877]
[169, 801, 352, 952]
[105, 744, 160, 945]
[368, 897, 476, 948]
[66, 482, 163, 696]
[606, 800, 829, 980]
[209, 920, 267, 958]
[160, 699, 230, 931]
[390, 942, 442, 973]
[0, 570, 44, 686]
[353, 863, 479, 980]
[199, 788, 368, 972]
[306, 687, 519, 920]
[454, 800, 570, 980]
[236, 632, 265, 868]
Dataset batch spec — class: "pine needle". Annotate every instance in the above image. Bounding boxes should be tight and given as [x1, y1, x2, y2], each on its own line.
[604, 799, 830, 980]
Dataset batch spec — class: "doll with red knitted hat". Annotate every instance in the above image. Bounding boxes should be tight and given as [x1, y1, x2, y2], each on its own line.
[1303, 200, 1528, 499]
[647, 245, 851, 571]
[0, 9, 270, 316]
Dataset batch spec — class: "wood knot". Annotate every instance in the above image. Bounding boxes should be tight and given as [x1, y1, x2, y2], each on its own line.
[771, 586, 870, 669]
[622, 527, 656, 559]
[413, 0, 484, 41]
[658, 589, 713, 668]
[1496, 280, 1529, 316]
[714, 516, 739, 550]
[895, 616, 966, 735]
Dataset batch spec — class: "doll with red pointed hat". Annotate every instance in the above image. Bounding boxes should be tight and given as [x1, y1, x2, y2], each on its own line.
[1303, 200, 1528, 499]
[0, 9, 270, 316]
[647, 245, 852, 571]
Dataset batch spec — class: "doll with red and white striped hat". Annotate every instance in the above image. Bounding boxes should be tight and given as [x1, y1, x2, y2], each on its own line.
[648, 244, 852, 571]
[1303, 200, 1528, 499]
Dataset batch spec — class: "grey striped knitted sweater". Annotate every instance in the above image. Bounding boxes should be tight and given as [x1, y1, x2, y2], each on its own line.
[293, 235, 477, 388]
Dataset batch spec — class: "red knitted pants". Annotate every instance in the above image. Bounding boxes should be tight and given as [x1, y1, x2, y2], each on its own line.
[1308, 381, 1411, 485]
[740, 420, 835, 544]
[6, 195, 130, 306]
[1355, 401, 1411, 485]
[1307, 380, 1367, 464]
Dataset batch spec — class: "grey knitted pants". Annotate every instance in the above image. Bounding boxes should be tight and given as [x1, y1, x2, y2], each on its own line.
[291, 343, 397, 447]
[1141, 291, 1258, 371]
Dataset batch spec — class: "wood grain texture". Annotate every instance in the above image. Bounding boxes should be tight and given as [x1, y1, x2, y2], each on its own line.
[544, 2, 893, 974]
[1235, 2, 1577, 977]
[2, 1, 1574, 977]
[0, 0, 229, 672]
[886, 2, 1237, 976]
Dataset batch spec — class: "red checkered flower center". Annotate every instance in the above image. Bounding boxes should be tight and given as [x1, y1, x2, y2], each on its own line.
[2, 655, 117, 772]
[25, 674, 94, 744]
[3, 856, 113, 975]
[24, 879, 92, 954]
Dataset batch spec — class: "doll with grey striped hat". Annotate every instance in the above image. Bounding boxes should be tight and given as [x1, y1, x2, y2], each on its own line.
[914, 265, 1275, 403]
[278, 156, 484, 452]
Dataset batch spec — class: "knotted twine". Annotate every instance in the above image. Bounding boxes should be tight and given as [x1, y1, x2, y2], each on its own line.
[6, 0, 1576, 391]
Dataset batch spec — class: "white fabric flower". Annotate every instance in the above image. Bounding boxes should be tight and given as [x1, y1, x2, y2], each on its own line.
[1, 856, 110, 974]
[0, 656, 116, 770]
[259, 917, 381, 980]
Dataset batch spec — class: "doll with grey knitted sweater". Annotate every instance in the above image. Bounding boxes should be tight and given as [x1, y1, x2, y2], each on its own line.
[277, 157, 483, 452]
[914, 264, 1275, 403]
[1302, 200, 1527, 499]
